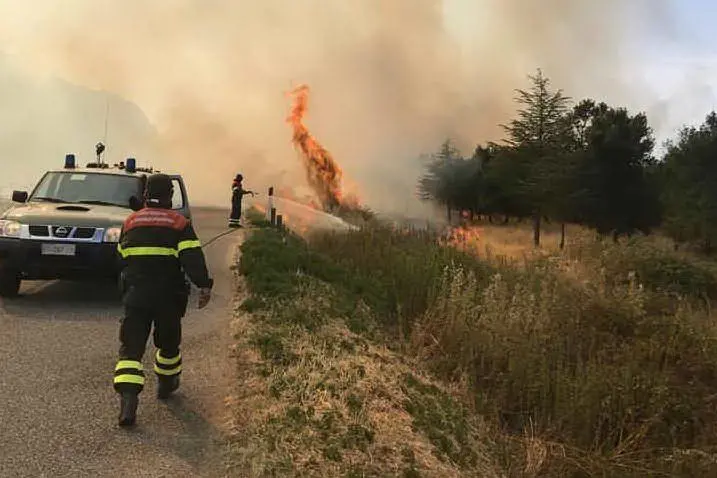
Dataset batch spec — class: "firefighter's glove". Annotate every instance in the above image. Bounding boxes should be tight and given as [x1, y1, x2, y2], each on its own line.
[198, 287, 212, 309]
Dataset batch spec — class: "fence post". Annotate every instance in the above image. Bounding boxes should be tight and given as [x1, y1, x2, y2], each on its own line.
[267, 186, 274, 222]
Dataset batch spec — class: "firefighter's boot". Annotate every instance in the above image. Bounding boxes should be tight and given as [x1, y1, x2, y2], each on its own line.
[118, 392, 139, 427]
[157, 375, 180, 400]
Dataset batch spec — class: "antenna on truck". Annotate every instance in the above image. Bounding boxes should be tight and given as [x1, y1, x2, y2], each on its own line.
[97, 94, 110, 165]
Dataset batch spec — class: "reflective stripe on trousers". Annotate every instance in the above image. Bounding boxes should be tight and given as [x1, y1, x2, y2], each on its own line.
[114, 360, 145, 394]
[154, 350, 182, 376]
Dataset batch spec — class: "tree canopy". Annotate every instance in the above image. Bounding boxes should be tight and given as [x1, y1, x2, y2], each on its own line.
[417, 68, 714, 250]
[660, 112, 717, 252]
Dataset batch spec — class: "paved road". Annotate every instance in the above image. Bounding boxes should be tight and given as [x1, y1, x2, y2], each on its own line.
[0, 208, 239, 478]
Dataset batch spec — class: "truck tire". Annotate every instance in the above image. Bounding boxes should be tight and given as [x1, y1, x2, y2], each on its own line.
[0, 269, 21, 298]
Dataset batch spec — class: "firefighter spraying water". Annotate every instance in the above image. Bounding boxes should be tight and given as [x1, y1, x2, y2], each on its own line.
[228, 173, 255, 228]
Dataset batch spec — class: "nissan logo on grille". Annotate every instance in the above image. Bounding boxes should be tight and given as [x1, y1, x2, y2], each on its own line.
[52, 226, 70, 238]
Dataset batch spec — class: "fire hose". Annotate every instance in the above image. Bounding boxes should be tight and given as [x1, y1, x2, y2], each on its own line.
[201, 226, 246, 249]
[198, 192, 264, 249]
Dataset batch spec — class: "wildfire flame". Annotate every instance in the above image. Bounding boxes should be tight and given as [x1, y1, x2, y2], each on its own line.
[286, 84, 345, 212]
[439, 214, 482, 254]
[445, 225, 482, 249]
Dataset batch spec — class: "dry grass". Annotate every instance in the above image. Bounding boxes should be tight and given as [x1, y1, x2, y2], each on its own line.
[456, 220, 582, 260]
[227, 265, 502, 477]
[312, 224, 717, 475]
[409, 259, 717, 475]
[231, 211, 717, 476]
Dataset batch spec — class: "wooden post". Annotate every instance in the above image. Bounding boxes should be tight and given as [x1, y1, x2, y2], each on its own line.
[276, 214, 283, 229]
[270, 207, 277, 226]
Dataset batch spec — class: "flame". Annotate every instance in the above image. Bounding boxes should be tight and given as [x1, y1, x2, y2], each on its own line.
[286, 84, 346, 212]
[440, 223, 482, 254]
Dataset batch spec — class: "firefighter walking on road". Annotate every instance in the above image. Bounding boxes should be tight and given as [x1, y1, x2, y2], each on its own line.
[229, 173, 255, 228]
[113, 173, 214, 427]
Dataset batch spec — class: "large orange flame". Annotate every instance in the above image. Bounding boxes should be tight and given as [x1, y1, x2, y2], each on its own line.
[286, 84, 344, 211]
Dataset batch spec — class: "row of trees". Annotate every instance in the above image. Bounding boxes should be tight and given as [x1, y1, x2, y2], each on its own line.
[418, 69, 717, 252]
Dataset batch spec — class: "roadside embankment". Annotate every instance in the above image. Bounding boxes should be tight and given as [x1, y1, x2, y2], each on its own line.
[227, 210, 717, 477]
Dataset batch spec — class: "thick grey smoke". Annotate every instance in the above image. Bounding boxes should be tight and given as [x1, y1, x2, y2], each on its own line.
[0, 0, 681, 214]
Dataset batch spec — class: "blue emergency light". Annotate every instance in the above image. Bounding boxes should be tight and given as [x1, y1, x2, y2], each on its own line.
[64, 154, 76, 169]
[126, 157, 136, 173]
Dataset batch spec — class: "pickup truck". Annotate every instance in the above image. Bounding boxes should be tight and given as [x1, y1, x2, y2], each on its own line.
[0, 155, 191, 298]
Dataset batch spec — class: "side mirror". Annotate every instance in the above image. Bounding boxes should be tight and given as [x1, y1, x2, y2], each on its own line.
[128, 196, 142, 211]
[12, 190, 28, 203]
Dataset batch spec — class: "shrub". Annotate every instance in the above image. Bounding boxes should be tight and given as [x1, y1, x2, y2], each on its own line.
[568, 234, 717, 300]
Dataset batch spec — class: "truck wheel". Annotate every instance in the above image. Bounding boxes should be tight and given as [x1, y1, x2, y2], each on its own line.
[0, 269, 21, 298]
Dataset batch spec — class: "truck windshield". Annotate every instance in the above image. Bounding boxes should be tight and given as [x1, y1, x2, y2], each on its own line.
[29, 172, 143, 208]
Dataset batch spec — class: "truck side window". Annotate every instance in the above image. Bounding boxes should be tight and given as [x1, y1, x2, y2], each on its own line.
[171, 179, 184, 210]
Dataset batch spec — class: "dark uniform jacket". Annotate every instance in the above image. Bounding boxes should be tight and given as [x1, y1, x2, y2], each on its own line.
[117, 207, 213, 309]
[232, 180, 252, 203]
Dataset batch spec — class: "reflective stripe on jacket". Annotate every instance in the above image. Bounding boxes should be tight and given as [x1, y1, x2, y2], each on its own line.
[117, 207, 213, 300]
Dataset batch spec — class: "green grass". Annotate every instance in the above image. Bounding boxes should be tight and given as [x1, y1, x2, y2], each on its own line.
[233, 214, 717, 476]
[401, 372, 479, 468]
[308, 226, 497, 340]
[238, 217, 386, 336]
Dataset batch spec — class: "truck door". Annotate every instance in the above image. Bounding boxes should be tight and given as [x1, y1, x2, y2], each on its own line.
[168, 175, 191, 221]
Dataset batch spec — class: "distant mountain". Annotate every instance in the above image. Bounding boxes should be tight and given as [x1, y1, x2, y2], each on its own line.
[0, 56, 158, 191]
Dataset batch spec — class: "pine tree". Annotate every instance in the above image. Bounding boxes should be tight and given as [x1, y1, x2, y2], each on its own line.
[501, 69, 571, 246]
[417, 139, 464, 222]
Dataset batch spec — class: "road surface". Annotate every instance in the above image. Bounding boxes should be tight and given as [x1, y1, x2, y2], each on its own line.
[0, 207, 239, 478]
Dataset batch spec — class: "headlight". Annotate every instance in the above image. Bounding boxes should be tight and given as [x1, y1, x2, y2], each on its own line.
[103, 226, 122, 243]
[0, 220, 21, 237]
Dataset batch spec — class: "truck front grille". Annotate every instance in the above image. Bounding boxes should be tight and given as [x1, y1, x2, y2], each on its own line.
[27, 225, 99, 240]
[73, 227, 96, 239]
[28, 225, 49, 236]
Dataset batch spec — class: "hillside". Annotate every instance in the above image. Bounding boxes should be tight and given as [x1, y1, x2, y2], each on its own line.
[0, 56, 158, 192]
[229, 209, 717, 477]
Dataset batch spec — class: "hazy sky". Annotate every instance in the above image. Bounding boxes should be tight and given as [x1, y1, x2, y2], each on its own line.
[443, 0, 717, 149]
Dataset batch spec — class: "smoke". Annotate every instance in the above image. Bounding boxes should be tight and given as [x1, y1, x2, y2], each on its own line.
[0, 0, 678, 215]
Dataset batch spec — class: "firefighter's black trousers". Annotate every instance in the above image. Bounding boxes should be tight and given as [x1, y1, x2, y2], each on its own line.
[229, 196, 242, 225]
[113, 298, 186, 395]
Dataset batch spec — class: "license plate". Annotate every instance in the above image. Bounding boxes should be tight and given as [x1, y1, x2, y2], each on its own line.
[41, 243, 76, 256]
